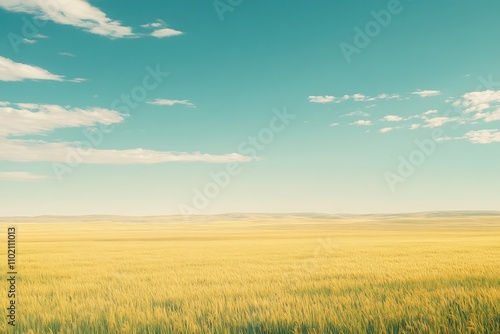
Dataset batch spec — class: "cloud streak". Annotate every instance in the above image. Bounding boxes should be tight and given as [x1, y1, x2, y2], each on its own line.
[463, 129, 500, 144]
[309, 93, 400, 104]
[0, 102, 125, 136]
[0, 102, 250, 165]
[0, 171, 50, 181]
[0, 56, 64, 82]
[141, 19, 183, 38]
[352, 120, 372, 126]
[151, 28, 183, 38]
[412, 90, 441, 97]
[0, 0, 135, 38]
[147, 99, 195, 107]
[382, 115, 403, 122]
[0, 139, 253, 164]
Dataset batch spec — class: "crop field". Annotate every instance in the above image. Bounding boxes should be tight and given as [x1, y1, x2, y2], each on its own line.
[1, 214, 499, 333]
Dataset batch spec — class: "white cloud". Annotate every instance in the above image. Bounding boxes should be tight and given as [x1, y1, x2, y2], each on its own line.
[458, 90, 500, 114]
[147, 99, 195, 107]
[462, 90, 500, 107]
[422, 116, 454, 128]
[151, 28, 183, 38]
[0, 0, 135, 38]
[342, 111, 369, 117]
[308, 95, 336, 104]
[0, 102, 125, 136]
[463, 129, 500, 144]
[383, 115, 403, 122]
[452, 90, 500, 125]
[379, 127, 393, 133]
[58, 52, 76, 57]
[473, 108, 500, 122]
[330, 122, 339, 126]
[141, 19, 165, 28]
[0, 171, 50, 181]
[376, 93, 400, 100]
[423, 109, 438, 115]
[0, 56, 64, 82]
[140, 19, 183, 38]
[352, 93, 372, 101]
[352, 120, 372, 126]
[22, 38, 36, 44]
[68, 77, 86, 83]
[412, 90, 441, 97]
[0, 101, 251, 165]
[0, 139, 252, 164]
[309, 93, 399, 104]
[410, 124, 421, 130]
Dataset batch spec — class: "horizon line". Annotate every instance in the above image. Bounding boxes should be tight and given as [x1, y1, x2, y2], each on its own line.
[1, 210, 500, 219]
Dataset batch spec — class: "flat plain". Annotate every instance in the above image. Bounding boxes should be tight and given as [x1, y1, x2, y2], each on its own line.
[1, 213, 499, 333]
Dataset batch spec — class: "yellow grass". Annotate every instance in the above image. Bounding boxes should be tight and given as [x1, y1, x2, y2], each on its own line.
[1, 215, 499, 333]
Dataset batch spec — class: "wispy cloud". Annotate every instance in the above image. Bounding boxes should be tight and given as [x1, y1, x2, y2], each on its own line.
[315, 88, 500, 142]
[151, 28, 183, 38]
[308, 95, 336, 103]
[463, 129, 500, 144]
[352, 94, 372, 101]
[455, 90, 500, 113]
[141, 20, 164, 28]
[411, 89, 441, 97]
[0, 0, 135, 38]
[0, 102, 125, 136]
[351, 120, 372, 126]
[351, 93, 400, 102]
[309, 93, 400, 104]
[0, 171, 50, 181]
[141, 19, 183, 38]
[0, 139, 252, 164]
[382, 115, 404, 122]
[58, 52, 76, 57]
[449, 90, 500, 125]
[342, 111, 369, 117]
[18, 34, 48, 45]
[68, 78, 86, 83]
[147, 99, 195, 107]
[0, 56, 64, 82]
[473, 109, 500, 122]
[0, 102, 247, 164]
[375, 93, 400, 100]
[423, 109, 438, 115]
[422, 116, 454, 128]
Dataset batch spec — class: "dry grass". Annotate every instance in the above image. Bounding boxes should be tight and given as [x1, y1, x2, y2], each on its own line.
[1, 215, 499, 333]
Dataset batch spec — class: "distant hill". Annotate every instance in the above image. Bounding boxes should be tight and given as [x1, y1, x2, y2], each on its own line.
[1, 211, 499, 224]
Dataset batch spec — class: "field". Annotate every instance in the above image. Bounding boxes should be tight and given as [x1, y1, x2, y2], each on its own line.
[1, 213, 500, 333]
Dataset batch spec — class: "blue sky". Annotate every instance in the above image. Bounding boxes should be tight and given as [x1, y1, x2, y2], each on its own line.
[1, 0, 500, 216]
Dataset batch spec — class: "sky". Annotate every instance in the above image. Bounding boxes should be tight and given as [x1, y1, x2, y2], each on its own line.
[1, 0, 500, 216]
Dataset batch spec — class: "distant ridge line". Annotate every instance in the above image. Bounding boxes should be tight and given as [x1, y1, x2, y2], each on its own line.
[1, 211, 500, 222]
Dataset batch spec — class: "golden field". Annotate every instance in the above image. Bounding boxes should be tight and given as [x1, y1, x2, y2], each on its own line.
[1, 213, 499, 334]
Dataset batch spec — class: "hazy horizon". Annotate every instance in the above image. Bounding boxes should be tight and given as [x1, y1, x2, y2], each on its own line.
[2, 210, 500, 220]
